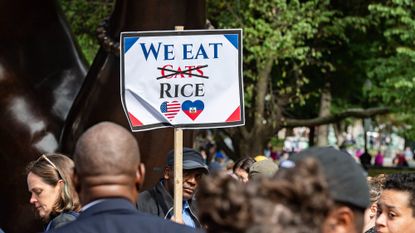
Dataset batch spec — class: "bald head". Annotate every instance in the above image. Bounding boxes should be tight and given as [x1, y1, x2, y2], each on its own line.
[74, 122, 140, 177]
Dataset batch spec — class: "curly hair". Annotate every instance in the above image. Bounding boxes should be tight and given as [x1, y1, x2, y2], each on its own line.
[197, 157, 332, 233]
[367, 174, 386, 204]
[26, 153, 80, 221]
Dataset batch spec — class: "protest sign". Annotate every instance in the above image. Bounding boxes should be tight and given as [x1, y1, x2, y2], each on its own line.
[121, 29, 244, 131]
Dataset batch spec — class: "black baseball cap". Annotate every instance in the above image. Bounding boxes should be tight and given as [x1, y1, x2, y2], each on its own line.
[167, 147, 208, 173]
[285, 146, 370, 209]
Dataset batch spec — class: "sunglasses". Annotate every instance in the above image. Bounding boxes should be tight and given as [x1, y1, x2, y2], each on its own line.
[39, 154, 66, 182]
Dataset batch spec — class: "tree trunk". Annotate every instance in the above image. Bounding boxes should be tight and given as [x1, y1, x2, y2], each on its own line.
[333, 122, 345, 146]
[238, 60, 274, 158]
[317, 82, 332, 146]
[237, 124, 273, 158]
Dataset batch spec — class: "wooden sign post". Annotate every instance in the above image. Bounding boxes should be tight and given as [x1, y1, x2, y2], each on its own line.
[173, 25, 184, 223]
[173, 127, 183, 222]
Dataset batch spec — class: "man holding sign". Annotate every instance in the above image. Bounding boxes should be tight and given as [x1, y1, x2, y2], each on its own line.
[137, 148, 208, 228]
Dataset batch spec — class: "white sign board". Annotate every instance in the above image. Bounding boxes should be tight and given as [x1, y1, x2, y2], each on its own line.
[120, 29, 244, 131]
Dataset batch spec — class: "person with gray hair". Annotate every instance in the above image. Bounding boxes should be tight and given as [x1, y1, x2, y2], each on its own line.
[51, 122, 196, 233]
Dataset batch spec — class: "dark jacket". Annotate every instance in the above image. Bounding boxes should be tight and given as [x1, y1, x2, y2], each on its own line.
[136, 180, 202, 228]
[50, 198, 196, 233]
[45, 211, 79, 231]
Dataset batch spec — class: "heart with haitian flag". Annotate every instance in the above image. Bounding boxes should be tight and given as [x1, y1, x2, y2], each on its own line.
[182, 100, 204, 120]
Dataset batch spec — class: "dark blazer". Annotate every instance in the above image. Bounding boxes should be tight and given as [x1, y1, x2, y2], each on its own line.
[50, 198, 197, 233]
[45, 211, 79, 231]
[137, 180, 202, 228]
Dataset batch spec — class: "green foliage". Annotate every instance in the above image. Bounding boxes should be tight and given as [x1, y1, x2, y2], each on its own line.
[59, 0, 113, 64]
[208, 0, 375, 121]
[366, 1, 415, 107]
[369, 167, 415, 176]
[351, 0, 415, 139]
[210, 0, 334, 67]
[210, 0, 325, 110]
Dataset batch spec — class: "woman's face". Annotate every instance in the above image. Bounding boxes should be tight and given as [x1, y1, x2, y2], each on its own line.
[27, 172, 61, 221]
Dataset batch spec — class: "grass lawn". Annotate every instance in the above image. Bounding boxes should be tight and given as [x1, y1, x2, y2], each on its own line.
[368, 166, 415, 176]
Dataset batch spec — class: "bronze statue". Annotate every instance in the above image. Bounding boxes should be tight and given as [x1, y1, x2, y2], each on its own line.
[0, 0, 87, 232]
[0, 0, 205, 232]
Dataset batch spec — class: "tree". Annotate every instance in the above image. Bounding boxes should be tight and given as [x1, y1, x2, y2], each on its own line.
[208, 0, 389, 158]
[59, 0, 113, 64]
[364, 0, 415, 139]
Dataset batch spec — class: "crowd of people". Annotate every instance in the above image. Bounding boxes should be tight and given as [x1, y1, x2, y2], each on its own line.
[354, 147, 415, 168]
[12, 121, 415, 233]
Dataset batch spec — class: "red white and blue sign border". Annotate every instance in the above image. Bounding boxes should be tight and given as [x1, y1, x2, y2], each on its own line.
[120, 29, 244, 131]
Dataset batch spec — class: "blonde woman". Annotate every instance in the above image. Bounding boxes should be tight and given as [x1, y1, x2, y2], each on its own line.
[26, 154, 80, 231]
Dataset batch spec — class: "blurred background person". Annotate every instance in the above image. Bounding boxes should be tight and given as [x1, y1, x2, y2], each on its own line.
[26, 154, 80, 231]
[374, 150, 384, 167]
[392, 151, 408, 167]
[248, 158, 278, 180]
[359, 150, 372, 172]
[232, 157, 255, 183]
[404, 146, 413, 163]
[208, 152, 226, 174]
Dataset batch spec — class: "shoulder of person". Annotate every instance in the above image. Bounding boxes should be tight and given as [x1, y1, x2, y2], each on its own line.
[137, 189, 155, 205]
[137, 189, 160, 213]
[139, 213, 198, 233]
[138, 189, 153, 200]
[48, 211, 79, 230]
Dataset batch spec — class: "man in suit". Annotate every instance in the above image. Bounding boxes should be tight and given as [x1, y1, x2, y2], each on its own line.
[51, 122, 196, 233]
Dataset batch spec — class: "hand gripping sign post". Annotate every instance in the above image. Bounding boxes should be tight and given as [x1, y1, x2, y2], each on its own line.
[120, 28, 243, 223]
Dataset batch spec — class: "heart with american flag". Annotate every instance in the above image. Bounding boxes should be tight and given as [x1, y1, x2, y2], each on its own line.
[160, 101, 181, 121]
